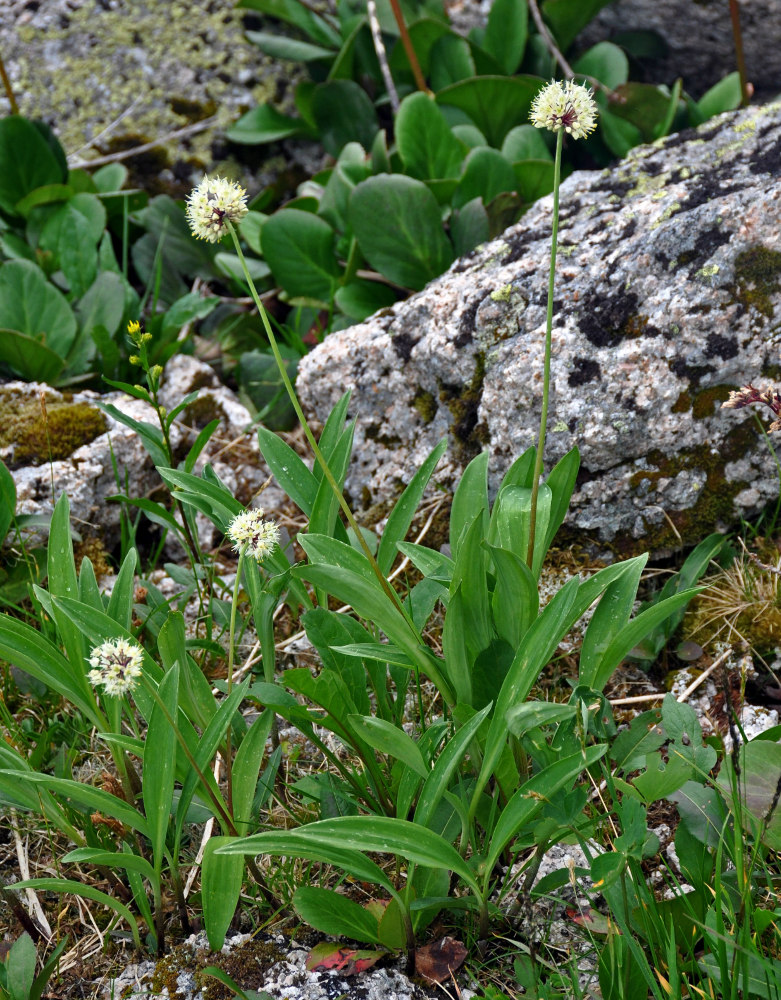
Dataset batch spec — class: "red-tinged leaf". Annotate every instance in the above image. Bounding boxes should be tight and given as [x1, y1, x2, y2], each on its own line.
[567, 907, 612, 935]
[364, 899, 389, 923]
[305, 942, 385, 975]
[415, 936, 468, 982]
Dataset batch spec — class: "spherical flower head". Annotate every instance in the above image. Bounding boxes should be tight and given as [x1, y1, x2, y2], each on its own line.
[88, 638, 143, 696]
[186, 175, 248, 243]
[530, 80, 597, 140]
[227, 508, 280, 563]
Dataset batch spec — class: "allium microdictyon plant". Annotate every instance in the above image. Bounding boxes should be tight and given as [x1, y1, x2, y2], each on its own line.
[186, 175, 249, 243]
[722, 384, 781, 431]
[227, 508, 280, 563]
[88, 638, 143, 696]
[525, 80, 598, 566]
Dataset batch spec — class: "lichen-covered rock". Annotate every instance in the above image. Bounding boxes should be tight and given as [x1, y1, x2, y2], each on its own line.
[296, 102, 781, 558]
[3, 356, 276, 552]
[580, 0, 780, 101]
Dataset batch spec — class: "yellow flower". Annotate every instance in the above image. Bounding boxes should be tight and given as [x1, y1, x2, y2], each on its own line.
[186, 175, 249, 243]
[530, 80, 598, 140]
[127, 320, 141, 335]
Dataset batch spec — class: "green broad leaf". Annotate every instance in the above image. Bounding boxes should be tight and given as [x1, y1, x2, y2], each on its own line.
[7, 772, 149, 835]
[486, 745, 607, 873]
[505, 700, 576, 737]
[482, 0, 527, 75]
[12, 878, 141, 951]
[0, 259, 77, 358]
[318, 141, 372, 231]
[0, 457, 15, 543]
[661, 694, 717, 774]
[349, 174, 454, 290]
[348, 714, 428, 777]
[238, 0, 341, 48]
[598, 104, 643, 158]
[414, 704, 491, 828]
[608, 82, 678, 143]
[158, 466, 243, 530]
[696, 72, 742, 121]
[430, 33, 476, 91]
[453, 146, 517, 209]
[160, 292, 219, 341]
[246, 29, 335, 61]
[216, 830, 395, 892]
[294, 886, 382, 944]
[594, 589, 702, 692]
[436, 76, 542, 148]
[387, 16, 451, 79]
[257, 425, 319, 516]
[226, 103, 313, 144]
[377, 439, 447, 576]
[540, 0, 613, 52]
[0, 615, 98, 721]
[334, 280, 397, 321]
[330, 643, 413, 668]
[261, 208, 341, 303]
[502, 125, 552, 162]
[0, 328, 65, 383]
[450, 197, 490, 257]
[75, 270, 125, 341]
[573, 42, 629, 90]
[450, 449, 489, 557]
[0, 116, 67, 216]
[14, 183, 72, 216]
[4, 931, 36, 1000]
[91, 162, 128, 193]
[46, 493, 86, 686]
[105, 548, 138, 632]
[232, 710, 274, 830]
[698, 948, 781, 1000]
[632, 750, 693, 802]
[143, 662, 179, 867]
[487, 544, 539, 649]
[610, 709, 664, 773]
[62, 847, 156, 883]
[395, 92, 467, 181]
[202, 837, 246, 951]
[311, 79, 379, 158]
[578, 555, 646, 690]
[474, 578, 581, 805]
[542, 447, 580, 553]
[233, 815, 482, 896]
[513, 159, 556, 203]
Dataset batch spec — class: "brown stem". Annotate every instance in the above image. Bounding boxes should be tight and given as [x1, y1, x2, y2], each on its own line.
[0, 53, 19, 115]
[0, 883, 45, 942]
[728, 0, 751, 106]
[388, 0, 430, 95]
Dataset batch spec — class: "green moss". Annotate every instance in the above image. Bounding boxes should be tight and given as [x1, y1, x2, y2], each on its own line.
[672, 391, 692, 414]
[691, 385, 732, 420]
[150, 937, 285, 1000]
[733, 245, 781, 318]
[182, 393, 226, 429]
[0, 390, 107, 467]
[439, 353, 487, 462]
[412, 388, 437, 424]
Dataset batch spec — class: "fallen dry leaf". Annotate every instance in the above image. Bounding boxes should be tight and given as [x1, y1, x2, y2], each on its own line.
[414, 936, 468, 982]
[305, 942, 385, 975]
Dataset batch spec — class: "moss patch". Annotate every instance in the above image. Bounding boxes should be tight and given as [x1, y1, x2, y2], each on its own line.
[412, 387, 438, 424]
[0, 390, 107, 468]
[439, 352, 487, 462]
[149, 936, 286, 1000]
[732, 245, 781, 318]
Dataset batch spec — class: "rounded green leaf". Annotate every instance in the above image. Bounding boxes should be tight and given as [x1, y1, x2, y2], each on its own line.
[454, 147, 516, 209]
[311, 80, 379, 158]
[0, 116, 66, 216]
[261, 208, 341, 303]
[396, 92, 468, 181]
[483, 0, 528, 75]
[573, 41, 629, 90]
[430, 34, 476, 91]
[0, 259, 76, 358]
[226, 103, 311, 145]
[436, 76, 542, 148]
[349, 175, 454, 290]
[294, 886, 382, 944]
[501, 125, 552, 162]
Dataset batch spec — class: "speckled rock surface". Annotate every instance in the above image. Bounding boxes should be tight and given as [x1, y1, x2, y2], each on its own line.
[580, 0, 781, 101]
[0, 0, 279, 189]
[297, 102, 781, 558]
[2, 355, 276, 551]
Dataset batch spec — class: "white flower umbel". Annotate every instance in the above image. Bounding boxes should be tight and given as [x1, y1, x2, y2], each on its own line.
[88, 638, 143, 696]
[227, 508, 280, 563]
[530, 80, 597, 140]
[186, 175, 249, 243]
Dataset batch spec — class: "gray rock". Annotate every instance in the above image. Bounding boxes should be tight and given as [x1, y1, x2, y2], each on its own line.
[296, 102, 781, 558]
[580, 0, 781, 101]
[3, 356, 275, 553]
